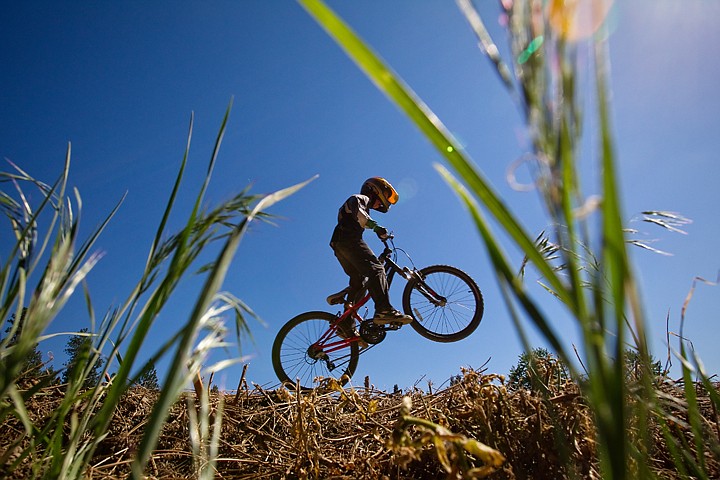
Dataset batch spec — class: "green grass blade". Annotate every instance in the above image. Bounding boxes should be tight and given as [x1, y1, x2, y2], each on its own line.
[130, 176, 316, 476]
[436, 164, 574, 372]
[144, 112, 193, 275]
[679, 342, 708, 474]
[456, 0, 515, 92]
[298, 0, 574, 314]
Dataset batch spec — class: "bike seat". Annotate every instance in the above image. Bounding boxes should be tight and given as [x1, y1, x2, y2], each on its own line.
[326, 287, 349, 306]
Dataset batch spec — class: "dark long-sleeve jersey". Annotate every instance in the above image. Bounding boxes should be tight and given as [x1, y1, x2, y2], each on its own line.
[330, 194, 379, 245]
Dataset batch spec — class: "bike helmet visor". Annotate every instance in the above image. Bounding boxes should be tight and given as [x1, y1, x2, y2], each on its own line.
[361, 177, 399, 212]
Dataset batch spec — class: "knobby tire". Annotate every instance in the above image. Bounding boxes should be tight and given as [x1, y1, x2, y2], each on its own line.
[402, 264, 483, 342]
[272, 311, 359, 390]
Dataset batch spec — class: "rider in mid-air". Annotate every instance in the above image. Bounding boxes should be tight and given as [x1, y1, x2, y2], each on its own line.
[328, 177, 413, 327]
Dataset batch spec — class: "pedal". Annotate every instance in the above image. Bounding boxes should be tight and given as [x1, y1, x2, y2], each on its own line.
[372, 316, 413, 326]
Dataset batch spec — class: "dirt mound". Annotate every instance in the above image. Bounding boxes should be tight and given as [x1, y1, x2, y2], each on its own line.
[2, 369, 718, 479]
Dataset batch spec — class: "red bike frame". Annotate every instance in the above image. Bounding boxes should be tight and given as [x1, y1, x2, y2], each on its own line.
[307, 238, 446, 357]
[309, 293, 370, 355]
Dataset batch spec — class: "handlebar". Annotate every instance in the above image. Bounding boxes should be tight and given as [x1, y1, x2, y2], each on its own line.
[378, 234, 419, 276]
[379, 234, 395, 261]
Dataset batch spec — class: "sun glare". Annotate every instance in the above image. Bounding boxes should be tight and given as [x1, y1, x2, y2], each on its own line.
[547, 0, 615, 41]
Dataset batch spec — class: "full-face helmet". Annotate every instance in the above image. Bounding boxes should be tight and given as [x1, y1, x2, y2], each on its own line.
[360, 177, 399, 213]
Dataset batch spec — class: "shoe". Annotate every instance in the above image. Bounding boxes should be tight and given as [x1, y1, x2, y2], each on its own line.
[327, 287, 350, 306]
[372, 309, 413, 325]
[335, 317, 369, 348]
[336, 317, 358, 339]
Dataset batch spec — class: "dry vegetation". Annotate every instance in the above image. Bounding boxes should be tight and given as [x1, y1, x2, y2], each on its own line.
[2, 368, 718, 479]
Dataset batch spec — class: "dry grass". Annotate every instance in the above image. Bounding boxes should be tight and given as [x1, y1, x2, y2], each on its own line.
[2, 368, 717, 479]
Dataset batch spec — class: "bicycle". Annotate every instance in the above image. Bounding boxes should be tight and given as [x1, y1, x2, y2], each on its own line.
[271, 235, 484, 390]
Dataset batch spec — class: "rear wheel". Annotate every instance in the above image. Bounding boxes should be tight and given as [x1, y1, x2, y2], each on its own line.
[272, 311, 359, 389]
[402, 265, 483, 342]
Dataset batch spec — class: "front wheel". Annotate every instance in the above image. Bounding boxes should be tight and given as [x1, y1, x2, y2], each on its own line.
[272, 311, 359, 390]
[402, 265, 483, 343]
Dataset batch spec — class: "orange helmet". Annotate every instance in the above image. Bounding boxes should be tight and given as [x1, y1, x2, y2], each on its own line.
[361, 177, 399, 213]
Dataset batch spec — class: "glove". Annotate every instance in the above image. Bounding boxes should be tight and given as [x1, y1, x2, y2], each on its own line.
[373, 225, 390, 240]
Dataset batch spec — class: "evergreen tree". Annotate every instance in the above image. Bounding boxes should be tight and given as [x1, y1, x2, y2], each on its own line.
[61, 328, 104, 388]
[135, 364, 160, 390]
[624, 348, 664, 381]
[3, 308, 53, 382]
[508, 347, 569, 391]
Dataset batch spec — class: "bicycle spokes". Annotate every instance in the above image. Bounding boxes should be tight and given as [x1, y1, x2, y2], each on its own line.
[414, 281, 448, 307]
[402, 265, 483, 342]
[273, 240, 483, 389]
[272, 312, 361, 389]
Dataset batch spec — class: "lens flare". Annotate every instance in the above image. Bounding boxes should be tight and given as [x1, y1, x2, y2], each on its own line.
[547, 0, 615, 41]
[396, 178, 418, 203]
[518, 36, 544, 64]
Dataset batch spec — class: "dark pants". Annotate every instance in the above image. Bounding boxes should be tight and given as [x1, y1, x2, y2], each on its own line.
[331, 238, 392, 313]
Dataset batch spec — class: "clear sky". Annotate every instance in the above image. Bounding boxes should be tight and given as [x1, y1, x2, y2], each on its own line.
[2, 1, 718, 392]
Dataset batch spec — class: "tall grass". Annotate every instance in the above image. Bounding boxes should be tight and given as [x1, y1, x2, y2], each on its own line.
[0, 101, 312, 478]
[299, 0, 719, 478]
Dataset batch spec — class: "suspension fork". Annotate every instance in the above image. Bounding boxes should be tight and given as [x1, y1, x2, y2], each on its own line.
[386, 257, 447, 307]
[412, 279, 447, 307]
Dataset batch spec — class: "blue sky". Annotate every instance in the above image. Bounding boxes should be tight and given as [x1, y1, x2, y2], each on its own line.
[2, 1, 718, 392]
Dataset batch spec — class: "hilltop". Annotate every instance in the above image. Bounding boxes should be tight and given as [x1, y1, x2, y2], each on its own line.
[2, 368, 718, 479]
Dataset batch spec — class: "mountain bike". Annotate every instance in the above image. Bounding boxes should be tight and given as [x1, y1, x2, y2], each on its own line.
[272, 236, 484, 389]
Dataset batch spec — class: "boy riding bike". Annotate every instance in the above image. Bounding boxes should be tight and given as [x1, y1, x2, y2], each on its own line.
[273, 178, 483, 388]
[328, 177, 413, 333]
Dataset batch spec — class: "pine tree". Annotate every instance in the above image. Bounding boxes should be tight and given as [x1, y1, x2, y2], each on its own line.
[135, 364, 160, 390]
[61, 328, 104, 388]
[508, 347, 569, 391]
[624, 348, 664, 381]
[3, 308, 53, 383]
